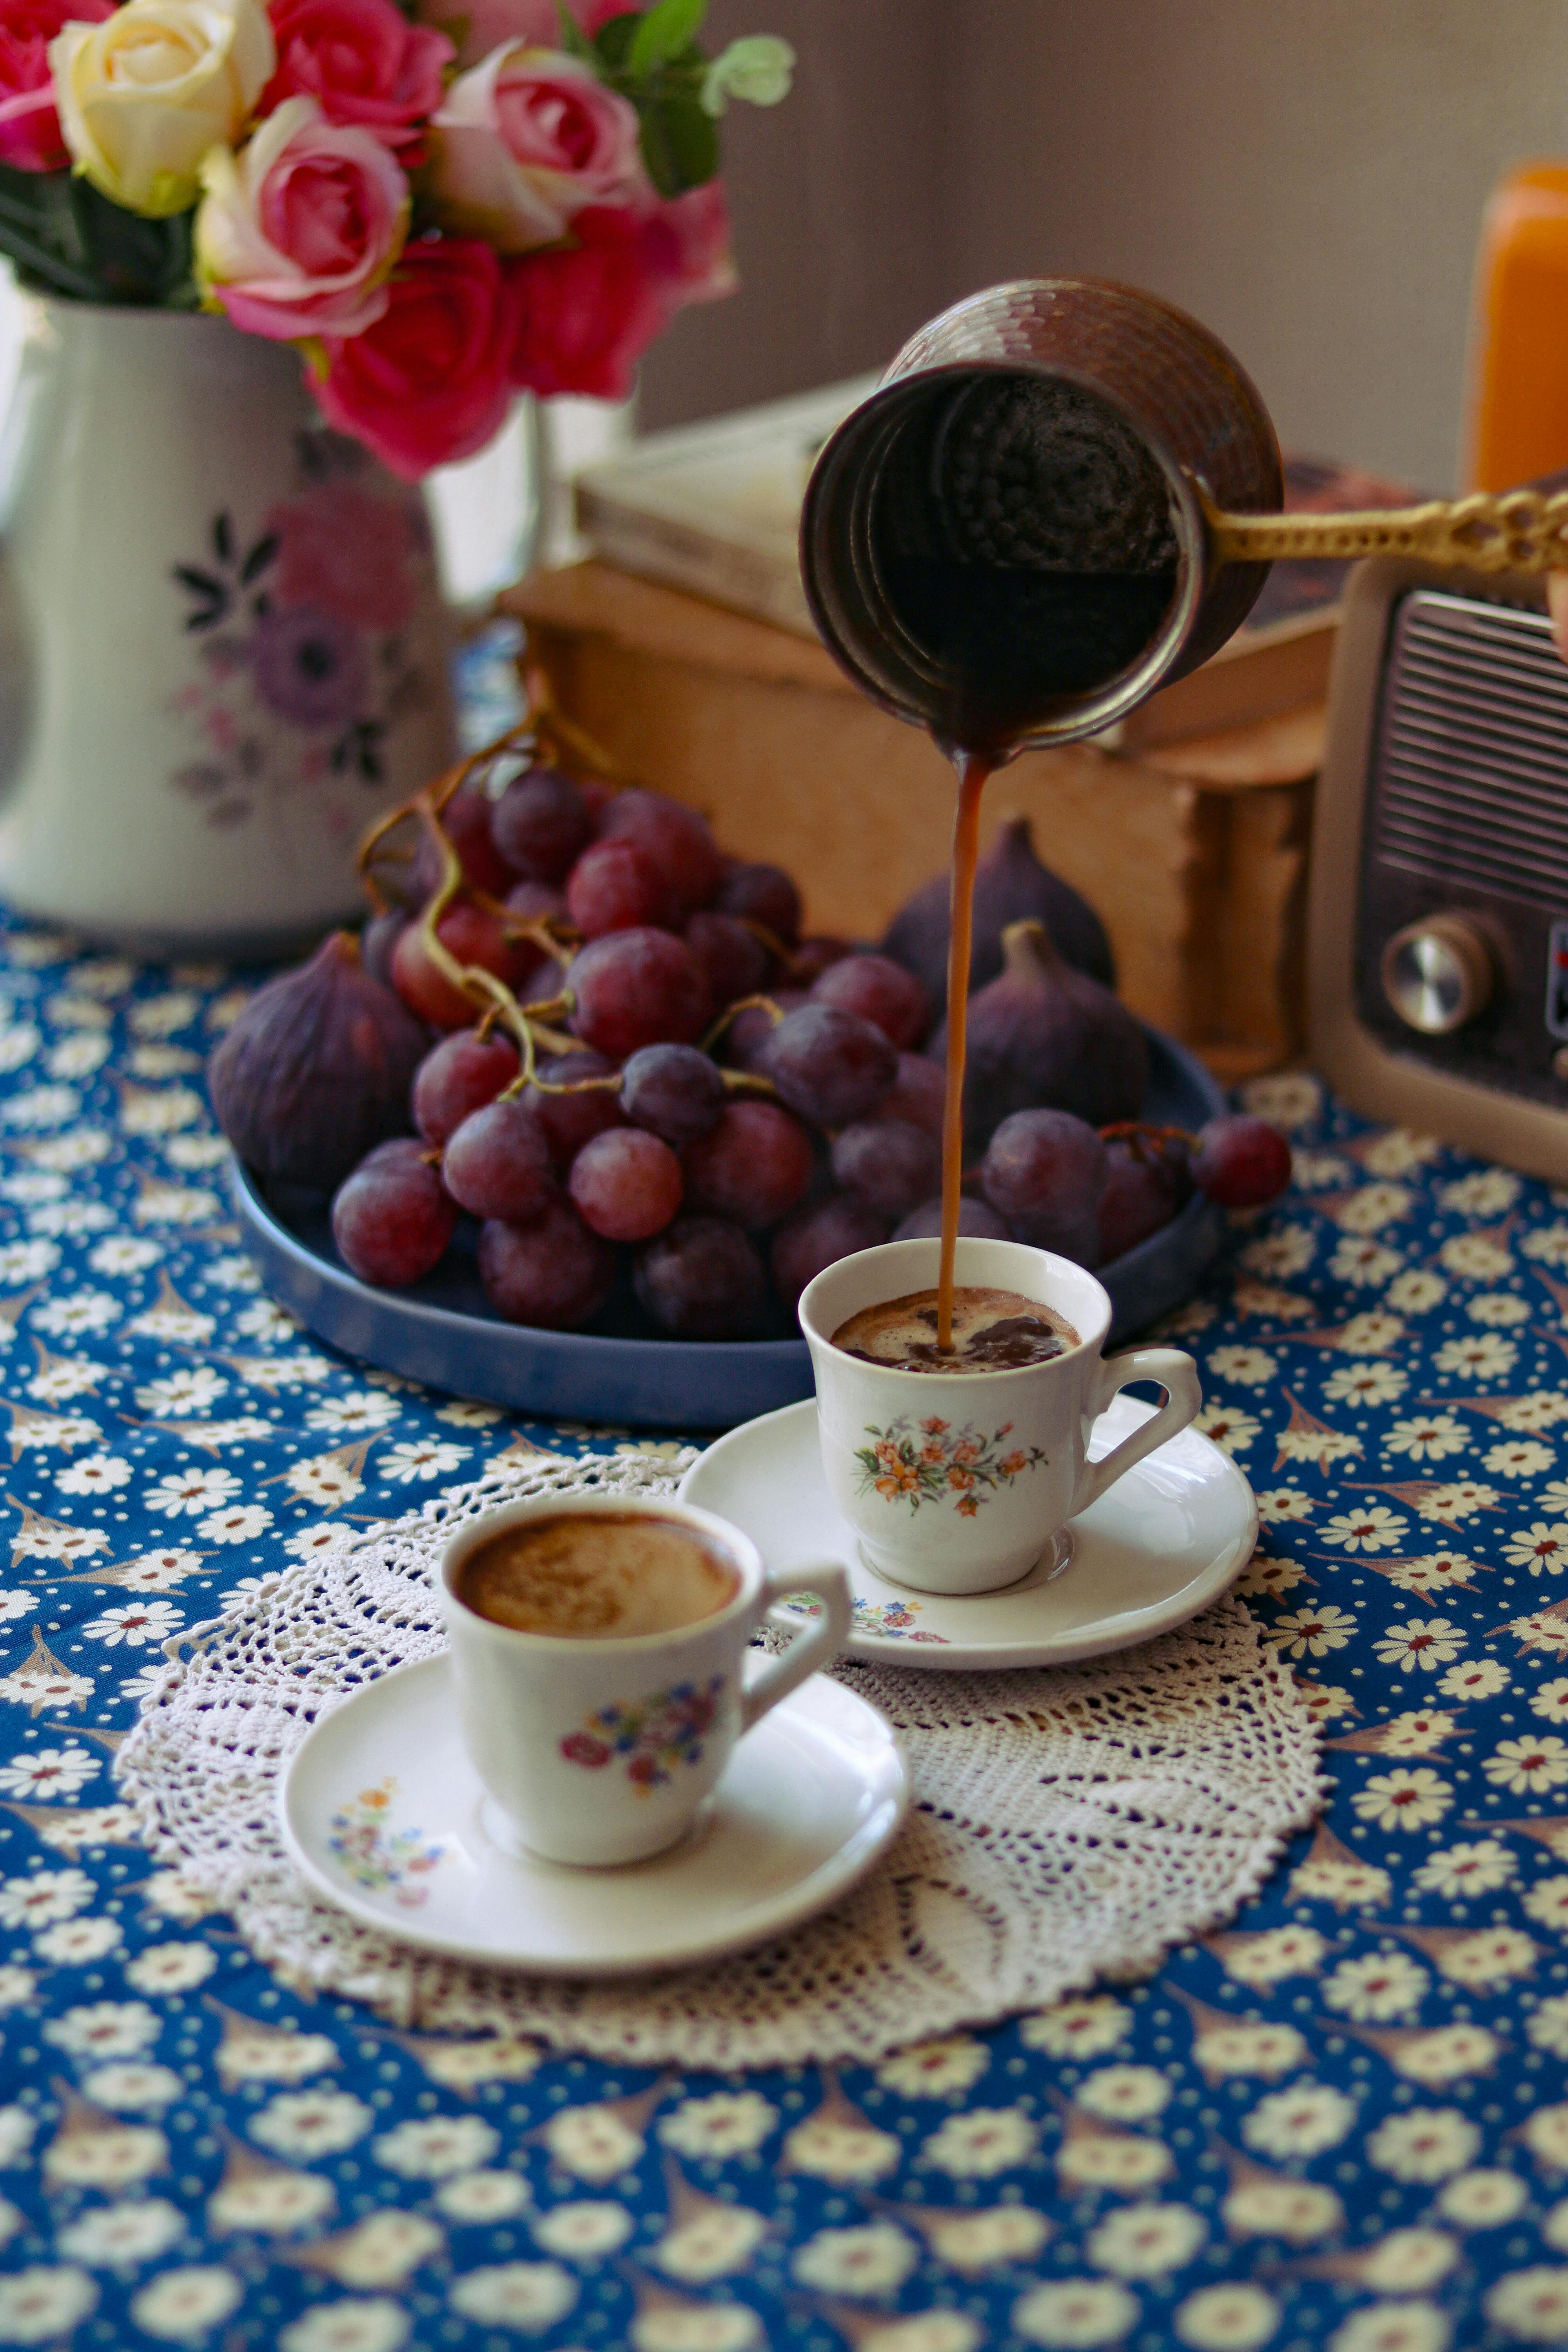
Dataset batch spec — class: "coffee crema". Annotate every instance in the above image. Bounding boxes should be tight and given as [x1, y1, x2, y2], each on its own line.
[832, 1284, 1078, 1374]
[457, 1513, 740, 1638]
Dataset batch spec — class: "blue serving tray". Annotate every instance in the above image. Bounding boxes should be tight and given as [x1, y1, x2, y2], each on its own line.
[229, 1025, 1226, 1431]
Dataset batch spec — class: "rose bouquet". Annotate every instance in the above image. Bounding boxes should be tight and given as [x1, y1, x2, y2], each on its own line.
[0, 0, 791, 476]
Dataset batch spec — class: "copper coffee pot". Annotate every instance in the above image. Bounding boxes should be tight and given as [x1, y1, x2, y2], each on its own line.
[800, 276, 1568, 752]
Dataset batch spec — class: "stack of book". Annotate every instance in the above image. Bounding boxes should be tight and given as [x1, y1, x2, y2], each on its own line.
[506, 384, 1416, 1080]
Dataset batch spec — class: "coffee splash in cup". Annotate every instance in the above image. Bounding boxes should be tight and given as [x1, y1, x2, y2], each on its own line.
[832, 1283, 1077, 1374]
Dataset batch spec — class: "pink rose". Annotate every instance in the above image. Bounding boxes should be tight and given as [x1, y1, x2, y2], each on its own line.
[419, 0, 629, 73]
[263, 0, 452, 154]
[647, 178, 737, 307]
[316, 237, 514, 480]
[0, 0, 111, 171]
[430, 43, 643, 252]
[505, 201, 670, 401]
[268, 480, 418, 630]
[195, 96, 409, 341]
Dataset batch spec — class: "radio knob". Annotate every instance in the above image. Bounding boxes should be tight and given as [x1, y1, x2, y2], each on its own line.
[1381, 915, 1495, 1036]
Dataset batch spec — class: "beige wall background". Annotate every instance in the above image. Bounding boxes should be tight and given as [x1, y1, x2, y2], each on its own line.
[641, 0, 1568, 494]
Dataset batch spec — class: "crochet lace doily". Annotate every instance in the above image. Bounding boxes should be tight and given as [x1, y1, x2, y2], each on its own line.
[117, 1448, 1326, 2070]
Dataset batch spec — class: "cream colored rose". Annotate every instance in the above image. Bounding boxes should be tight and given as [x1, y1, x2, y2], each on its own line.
[51, 0, 275, 218]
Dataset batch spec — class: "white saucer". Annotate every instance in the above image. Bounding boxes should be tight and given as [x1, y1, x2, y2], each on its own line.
[278, 1654, 907, 1975]
[679, 1394, 1258, 1671]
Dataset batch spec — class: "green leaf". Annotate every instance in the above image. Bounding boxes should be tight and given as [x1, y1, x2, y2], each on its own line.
[0, 164, 105, 300]
[593, 10, 641, 71]
[554, 2, 597, 62]
[628, 0, 707, 79]
[68, 178, 196, 306]
[639, 88, 719, 195]
[0, 215, 101, 304]
[701, 33, 794, 114]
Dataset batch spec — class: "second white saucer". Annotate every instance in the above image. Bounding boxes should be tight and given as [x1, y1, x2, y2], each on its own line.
[680, 1394, 1258, 1671]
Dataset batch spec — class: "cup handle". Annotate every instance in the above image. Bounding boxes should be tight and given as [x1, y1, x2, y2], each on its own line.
[1069, 1347, 1203, 1517]
[740, 1563, 854, 1733]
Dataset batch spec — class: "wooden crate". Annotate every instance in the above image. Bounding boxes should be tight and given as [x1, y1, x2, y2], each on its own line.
[503, 563, 1321, 1082]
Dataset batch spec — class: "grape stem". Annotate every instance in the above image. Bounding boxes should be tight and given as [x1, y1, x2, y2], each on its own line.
[352, 673, 627, 918]
[352, 698, 785, 1115]
[356, 738, 481, 915]
[701, 993, 783, 1053]
[531, 1069, 621, 1097]
[466, 891, 580, 967]
[728, 914, 791, 963]
[521, 663, 630, 785]
[1098, 1120, 1195, 1156]
[401, 797, 572, 1102]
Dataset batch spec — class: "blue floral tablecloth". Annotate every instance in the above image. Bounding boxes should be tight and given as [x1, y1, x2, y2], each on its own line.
[3, 923, 1568, 2352]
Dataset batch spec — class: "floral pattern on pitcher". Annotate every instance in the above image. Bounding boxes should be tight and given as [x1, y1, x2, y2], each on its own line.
[561, 1674, 727, 1793]
[855, 1414, 1048, 1518]
[326, 1776, 443, 1907]
[167, 435, 439, 832]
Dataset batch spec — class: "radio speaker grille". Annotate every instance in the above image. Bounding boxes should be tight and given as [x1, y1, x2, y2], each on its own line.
[1370, 590, 1568, 903]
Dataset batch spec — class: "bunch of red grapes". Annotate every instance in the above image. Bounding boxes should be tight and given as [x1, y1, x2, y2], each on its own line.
[330, 764, 1292, 1340]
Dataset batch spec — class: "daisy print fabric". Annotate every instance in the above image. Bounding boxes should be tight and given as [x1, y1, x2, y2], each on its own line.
[3, 958, 1568, 2351]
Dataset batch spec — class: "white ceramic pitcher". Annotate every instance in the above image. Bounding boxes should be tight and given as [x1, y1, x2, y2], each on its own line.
[0, 294, 458, 956]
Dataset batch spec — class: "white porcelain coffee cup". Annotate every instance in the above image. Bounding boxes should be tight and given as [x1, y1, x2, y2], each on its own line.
[799, 1236, 1202, 1597]
[440, 1492, 853, 1867]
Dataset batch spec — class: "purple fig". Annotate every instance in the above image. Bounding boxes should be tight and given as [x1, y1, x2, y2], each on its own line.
[882, 815, 1114, 1008]
[209, 931, 427, 1192]
[931, 919, 1147, 1154]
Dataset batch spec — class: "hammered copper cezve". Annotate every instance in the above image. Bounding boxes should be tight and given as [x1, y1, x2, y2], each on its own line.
[800, 276, 1568, 753]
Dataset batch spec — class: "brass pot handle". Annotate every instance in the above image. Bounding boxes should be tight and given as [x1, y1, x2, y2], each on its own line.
[1203, 486, 1568, 574]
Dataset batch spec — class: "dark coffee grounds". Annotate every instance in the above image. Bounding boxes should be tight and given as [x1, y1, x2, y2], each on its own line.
[869, 372, 1180, 756]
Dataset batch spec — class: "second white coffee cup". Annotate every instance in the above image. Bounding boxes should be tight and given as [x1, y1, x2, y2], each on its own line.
[799, 1236, 1202, 1597]
[440, 1493, 853, 1867]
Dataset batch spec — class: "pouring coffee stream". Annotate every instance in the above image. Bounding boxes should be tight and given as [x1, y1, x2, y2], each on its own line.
[800, 274, 1568, 1352]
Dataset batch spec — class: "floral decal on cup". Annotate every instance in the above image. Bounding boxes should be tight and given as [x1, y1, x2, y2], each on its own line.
[560, 1673, 726, 1794]
[326, 1775, 443, 1906]
[169, 433, 439, 828]
[855, 1415, 1047, 1520]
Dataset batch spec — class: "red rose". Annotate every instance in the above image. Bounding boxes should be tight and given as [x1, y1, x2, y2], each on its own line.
[505, 203, 672, 402]
[0, 0, 113, 171]
[316, 238, 514, 479]
[505, 180, 738, 401]
[263, 0, 453, 155]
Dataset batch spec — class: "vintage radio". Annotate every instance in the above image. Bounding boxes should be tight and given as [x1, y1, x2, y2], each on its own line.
[1308, 556, 1568, 1176]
